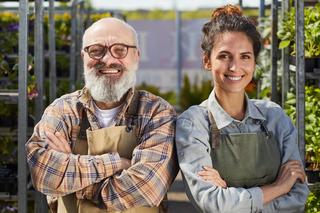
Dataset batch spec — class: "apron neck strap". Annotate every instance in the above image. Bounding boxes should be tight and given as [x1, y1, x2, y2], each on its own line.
[259, 120, 272, 139]
[208, 110, 220, 149]
[78, 90, 140, 137]
[126, 90, 140, 117]
[125, 90, 140, 132]
[78, 108, 90, 140]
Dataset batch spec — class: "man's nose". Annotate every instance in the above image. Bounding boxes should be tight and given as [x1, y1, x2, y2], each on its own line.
[100, 50, 117, 64]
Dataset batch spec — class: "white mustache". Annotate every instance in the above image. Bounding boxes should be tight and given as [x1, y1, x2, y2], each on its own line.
[95, 64, 104, 69]
[94, 63, 125, 71]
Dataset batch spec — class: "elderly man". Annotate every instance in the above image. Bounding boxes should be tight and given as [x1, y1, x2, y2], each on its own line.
[26, 17, 177, 213]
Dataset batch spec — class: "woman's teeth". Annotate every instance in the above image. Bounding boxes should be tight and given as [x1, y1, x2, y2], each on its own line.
[227, 76, 242, 81]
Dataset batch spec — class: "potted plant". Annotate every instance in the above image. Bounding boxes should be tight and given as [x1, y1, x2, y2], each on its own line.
[278, 3, 320, 72]
[285, 86, 320, 183]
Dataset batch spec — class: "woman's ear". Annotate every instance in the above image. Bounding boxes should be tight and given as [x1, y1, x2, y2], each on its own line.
[202, 54, 211, 71]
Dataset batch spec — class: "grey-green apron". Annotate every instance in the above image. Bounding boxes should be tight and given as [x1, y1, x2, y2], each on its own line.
[57, 94, 160, 213]
[208, 111, 281, 188]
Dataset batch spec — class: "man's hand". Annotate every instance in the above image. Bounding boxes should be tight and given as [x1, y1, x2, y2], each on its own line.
[46, 132, 72, 154]
[46, 132, 131, 170]
[119, 158, 131, 170]
[198, 166, 227, 188]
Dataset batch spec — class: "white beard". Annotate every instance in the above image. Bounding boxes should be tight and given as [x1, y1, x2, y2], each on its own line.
[84, 64, 137, 103]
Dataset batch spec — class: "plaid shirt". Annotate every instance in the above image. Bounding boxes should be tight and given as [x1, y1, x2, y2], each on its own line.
[26, 87, 177, 211]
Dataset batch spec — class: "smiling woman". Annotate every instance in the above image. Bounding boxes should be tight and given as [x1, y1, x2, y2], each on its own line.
[203, 31, 255, 113]
[175, 4, 310, 213]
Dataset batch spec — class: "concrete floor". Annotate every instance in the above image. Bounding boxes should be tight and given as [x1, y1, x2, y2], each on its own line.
[167, 172, 197, 213]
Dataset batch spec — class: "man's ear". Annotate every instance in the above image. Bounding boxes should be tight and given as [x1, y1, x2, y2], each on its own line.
[202, 54, 211, 71]
[81, 50, 84, 59]
[135, 49, 140, 61]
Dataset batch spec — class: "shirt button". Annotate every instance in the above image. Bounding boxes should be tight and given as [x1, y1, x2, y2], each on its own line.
[229, 123, 236, 128]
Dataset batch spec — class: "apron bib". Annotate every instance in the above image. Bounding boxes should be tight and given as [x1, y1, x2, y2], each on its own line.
[57, 94, 160, 213]
[208, 111, 281, 188]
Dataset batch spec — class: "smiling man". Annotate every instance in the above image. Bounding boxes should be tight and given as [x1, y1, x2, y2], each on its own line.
[26, 18, 177, 213]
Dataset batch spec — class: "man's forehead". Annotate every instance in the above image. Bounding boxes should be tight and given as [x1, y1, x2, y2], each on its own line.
[83, 18, 134, 45]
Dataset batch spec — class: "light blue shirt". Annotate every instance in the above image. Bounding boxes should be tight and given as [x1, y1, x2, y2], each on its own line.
[176, 90, 310, 213]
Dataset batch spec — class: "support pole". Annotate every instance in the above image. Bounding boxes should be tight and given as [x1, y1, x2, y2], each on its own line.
[175, 9, 182, 111]
[295, 0, 305, 164]
[35, 0, 48, 211]
[69, 0, 78, 92]
[271, 0, 279, 103]
[49, 0, 57, 102]
[259, 0, 265, 18]
[18, 0, 28, 212]
[281, 0, 290, 107]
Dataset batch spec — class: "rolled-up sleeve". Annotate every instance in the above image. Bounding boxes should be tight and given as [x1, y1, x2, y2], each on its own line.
[176, 107, 264, 213]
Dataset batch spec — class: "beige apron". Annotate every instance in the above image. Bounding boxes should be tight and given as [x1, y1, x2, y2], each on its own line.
[57, 100, 160, 212]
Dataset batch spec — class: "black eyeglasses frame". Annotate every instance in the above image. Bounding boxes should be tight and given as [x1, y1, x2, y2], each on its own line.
[83, 43, 137, 60]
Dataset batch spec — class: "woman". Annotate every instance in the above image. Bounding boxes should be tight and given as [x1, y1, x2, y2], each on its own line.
[175, 5, 309, 213]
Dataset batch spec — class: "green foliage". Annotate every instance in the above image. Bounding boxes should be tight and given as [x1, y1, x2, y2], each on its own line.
[277, 7, 295, 52]
[306, 188, 320, 213]
[255, 16, 277, 100]
[123, 8, 261, 20]
[136, 82, 176, 106]
[278, 3, 320, 57]
[136, 75, 212, 112]
[0, 136, 17, 164]
[180, 75, 212, 111]
[285, 86, 320, 169]
[44, 78, 84, 106]
[89, 13, 112, 22]
[0, 12, 19, 77]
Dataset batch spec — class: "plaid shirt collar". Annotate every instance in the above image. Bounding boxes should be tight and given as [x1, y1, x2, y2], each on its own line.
[77, 87, 136, 129]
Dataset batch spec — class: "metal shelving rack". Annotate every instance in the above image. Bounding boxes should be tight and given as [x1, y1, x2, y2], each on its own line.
[0, 0, 84, 212]
[271, 0, 315, 164]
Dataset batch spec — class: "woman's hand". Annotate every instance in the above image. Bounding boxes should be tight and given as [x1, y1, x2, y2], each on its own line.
[261, 160, 306, 204]
[198, 166, 227, 188]
[272, 160, 306, 194]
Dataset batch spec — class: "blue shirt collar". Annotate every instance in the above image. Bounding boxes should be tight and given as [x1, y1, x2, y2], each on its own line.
[205, 89, 266, 129]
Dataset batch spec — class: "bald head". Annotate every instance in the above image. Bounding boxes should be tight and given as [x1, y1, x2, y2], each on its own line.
[82, 17, 139, 49]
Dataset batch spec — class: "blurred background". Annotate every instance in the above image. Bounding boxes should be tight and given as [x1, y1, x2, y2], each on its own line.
[0, 0, 320, 212]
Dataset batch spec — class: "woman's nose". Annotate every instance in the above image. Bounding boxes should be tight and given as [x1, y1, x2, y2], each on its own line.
[229, 59, 239, 72]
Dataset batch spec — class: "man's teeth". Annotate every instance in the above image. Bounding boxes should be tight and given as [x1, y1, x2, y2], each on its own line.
[227, 76, 242, 81]
[101, 70, 119, 74]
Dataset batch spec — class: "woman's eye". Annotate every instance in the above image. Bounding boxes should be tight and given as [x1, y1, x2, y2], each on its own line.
[218, 54, 229, 59]
[241, 55, 251, 59]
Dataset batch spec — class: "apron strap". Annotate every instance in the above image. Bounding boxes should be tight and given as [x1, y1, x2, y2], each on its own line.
[78, 108, 90, 140]
[208, 110, 220, 149]
[77, 90, 140, 139]
[259, 120, 272, 139]
[125, 90, 140, 133]
[252, 105, 272, 139]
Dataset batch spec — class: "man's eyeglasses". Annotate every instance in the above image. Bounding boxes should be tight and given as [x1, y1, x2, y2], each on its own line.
[83, 43, 137, 60]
